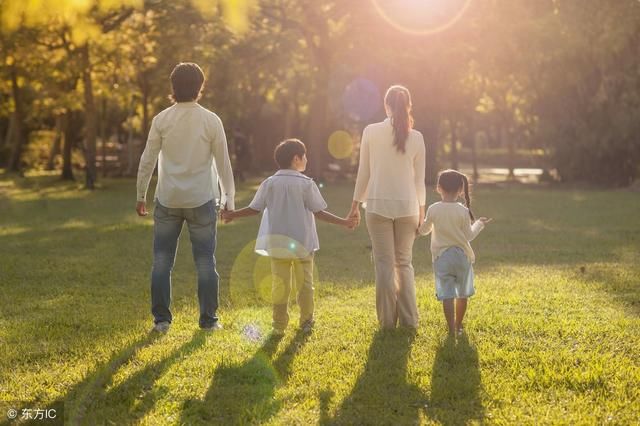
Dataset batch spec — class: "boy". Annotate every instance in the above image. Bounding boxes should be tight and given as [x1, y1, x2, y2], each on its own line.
[136, 62, 235, 333]
[222, 139, 355, 335]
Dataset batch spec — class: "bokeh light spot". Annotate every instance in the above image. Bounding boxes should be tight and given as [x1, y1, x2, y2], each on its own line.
[241, 323, 263, 342]
[342, 78, 381, 122]
[328, 130, 354, 160]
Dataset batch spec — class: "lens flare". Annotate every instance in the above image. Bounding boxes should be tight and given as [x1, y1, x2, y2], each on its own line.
[328, 130, 354, 160]
[342, 78, 381, 122]
[229, 239, 273, 305]
[229, 236, 321, 306]
[241, 323, 263, 342]
[372, 0, 472, 36]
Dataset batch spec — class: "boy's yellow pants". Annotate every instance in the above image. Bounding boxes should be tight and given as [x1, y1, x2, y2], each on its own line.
[270, 255, 314, 330]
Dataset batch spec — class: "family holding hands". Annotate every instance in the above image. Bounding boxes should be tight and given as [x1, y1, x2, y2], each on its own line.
[136, 62, 491, 339]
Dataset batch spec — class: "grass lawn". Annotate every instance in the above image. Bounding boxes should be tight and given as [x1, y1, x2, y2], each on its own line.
[1, 173, 639, 425]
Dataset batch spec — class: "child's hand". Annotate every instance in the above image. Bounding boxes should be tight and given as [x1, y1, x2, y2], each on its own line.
[479, 217, 493, 224]
[345, 216, 359, 230]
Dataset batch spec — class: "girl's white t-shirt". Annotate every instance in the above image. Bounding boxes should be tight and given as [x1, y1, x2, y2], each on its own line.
[419, 201, 485, 263]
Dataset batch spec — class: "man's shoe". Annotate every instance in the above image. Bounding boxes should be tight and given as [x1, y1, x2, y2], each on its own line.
[201, 322, 223, 332]
[152, 321, 171, 333]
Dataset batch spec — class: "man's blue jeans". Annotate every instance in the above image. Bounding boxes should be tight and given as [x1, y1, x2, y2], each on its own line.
[151, 200, 219, 327]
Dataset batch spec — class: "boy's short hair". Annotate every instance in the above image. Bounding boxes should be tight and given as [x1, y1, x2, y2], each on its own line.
[169, 62, 205, 103]
[274, 139, 306, 169]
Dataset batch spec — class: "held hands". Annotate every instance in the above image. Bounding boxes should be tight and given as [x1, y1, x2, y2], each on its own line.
[416, 205, 426, 236]
[347, 202, 361, 229]
[219, 205, 234, 224]
[344, 215, 359, 230]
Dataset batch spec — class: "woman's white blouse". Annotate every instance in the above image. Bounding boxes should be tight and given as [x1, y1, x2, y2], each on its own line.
[353, 118, 426, 218]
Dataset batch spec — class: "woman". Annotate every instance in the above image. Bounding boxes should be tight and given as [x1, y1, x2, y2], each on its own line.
[349, 85, 426, 329]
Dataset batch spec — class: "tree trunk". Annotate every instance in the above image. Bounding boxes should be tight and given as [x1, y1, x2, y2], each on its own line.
[81, 43, 97, 189]
[468, 115, 479, 183]
[7, 64, 26, 172]
[101, 96, 108, 177]
[4, 115, 15, 152]
[61, 112, 75, 181]
[423, 115, 441, 185]
[450, 119, 459, 170]
[283, 100, 294, 138]
[306, 90, 328, 178]
[0, 118, 7, 149]
[46, 115, 63, 170]
[470, 131, 479, 183]
[301, 20, 330, 178]
[142, 88, 150, 140]
[125, 96, 136, 176]
[507, 131, 515, 179]
[501, 117, 515, 178]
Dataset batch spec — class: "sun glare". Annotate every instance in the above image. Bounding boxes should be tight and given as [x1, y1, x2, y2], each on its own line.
[372, 0, 472, 35]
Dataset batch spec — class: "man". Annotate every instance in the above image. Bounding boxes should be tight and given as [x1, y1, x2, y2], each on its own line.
[136, 62, 235, 332]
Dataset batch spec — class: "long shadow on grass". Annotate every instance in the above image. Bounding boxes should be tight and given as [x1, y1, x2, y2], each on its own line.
[325, 329, 425, 425]
[180, 330, 309, 424]
[77, 330, 208, 424]
[55, 330, 163, 423]
[579, 266, 640, 315]
[426, 334, 484, 425]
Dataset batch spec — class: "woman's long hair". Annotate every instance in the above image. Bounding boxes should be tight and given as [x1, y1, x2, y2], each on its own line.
[384, 85, 414, 153]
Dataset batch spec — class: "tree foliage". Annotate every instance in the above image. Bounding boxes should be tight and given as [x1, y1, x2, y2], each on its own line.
[0, 0, 638, 185]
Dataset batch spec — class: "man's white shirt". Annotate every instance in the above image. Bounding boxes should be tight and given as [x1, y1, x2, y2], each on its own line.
[136, 101, 235, 210]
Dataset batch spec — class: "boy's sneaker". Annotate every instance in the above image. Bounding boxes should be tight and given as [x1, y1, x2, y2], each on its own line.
[301, 319, 314, 334]
[201, 322, 223, 332]
[271, 327, 285, 337]
[152, 321, 171, 333]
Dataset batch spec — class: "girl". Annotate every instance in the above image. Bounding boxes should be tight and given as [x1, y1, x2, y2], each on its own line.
[419, 170, 491, 335]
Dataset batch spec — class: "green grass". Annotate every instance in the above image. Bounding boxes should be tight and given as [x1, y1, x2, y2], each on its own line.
[1, 173, 639, 425]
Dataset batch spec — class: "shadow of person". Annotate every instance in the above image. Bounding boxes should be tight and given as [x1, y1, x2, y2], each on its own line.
[326, 328, 426, 425]
[84, 330, 210, 423]
[427, 334, 484, 425]
[273, 329, 310, 380]
[180, 329, 310, 424]
[52, 330, 163, 424]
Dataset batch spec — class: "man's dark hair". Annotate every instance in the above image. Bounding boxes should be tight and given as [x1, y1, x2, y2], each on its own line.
[274, 138, 306, 169]
[169, 62, 205, 103]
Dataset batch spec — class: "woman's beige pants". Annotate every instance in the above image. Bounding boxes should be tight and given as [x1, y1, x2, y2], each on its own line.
[366, 212, 419, 328]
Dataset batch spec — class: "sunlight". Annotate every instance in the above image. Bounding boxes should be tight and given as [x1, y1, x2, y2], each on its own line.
[372, 0, 472, 35]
